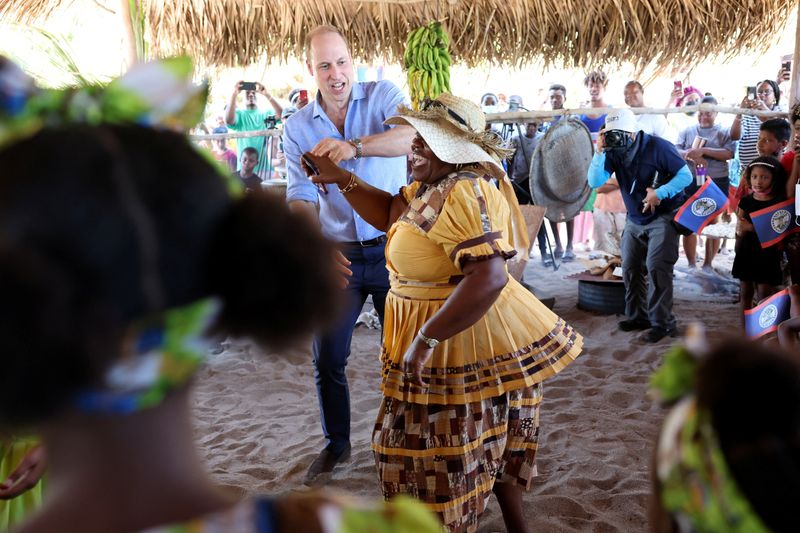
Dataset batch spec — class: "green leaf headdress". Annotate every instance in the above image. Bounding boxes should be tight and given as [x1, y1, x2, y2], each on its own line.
[650, 325, 770, 532]
[0, 57, 224, 415]
[0, 55, 208, 148]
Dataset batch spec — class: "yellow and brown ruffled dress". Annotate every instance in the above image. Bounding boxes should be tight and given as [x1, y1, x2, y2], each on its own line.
[371, 170, 583, 533]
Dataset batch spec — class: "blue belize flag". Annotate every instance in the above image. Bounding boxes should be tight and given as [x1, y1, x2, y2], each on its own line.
[744, 288, 791, 338]
[673, 178, 729, 234]
[750, 198, 800, 248]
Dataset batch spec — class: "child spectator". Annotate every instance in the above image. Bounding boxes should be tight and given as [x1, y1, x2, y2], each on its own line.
[731, 118, 792, 210]
[732, 156, 787, 326]
[759, 118, 793, 173]
[234, 146, 262, 193]
[213, 138, 237, 173]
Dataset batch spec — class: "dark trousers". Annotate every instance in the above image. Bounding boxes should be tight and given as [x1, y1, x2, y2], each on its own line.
[312, 243, 389, 454]
[621, 215, 679, 329]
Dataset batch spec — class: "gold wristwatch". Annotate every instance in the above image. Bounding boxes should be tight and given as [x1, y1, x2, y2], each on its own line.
[417, 329, 440, 349]
[347, 138, 363, 159]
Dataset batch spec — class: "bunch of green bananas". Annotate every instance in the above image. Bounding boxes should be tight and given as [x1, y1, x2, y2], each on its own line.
[403, 21, 452, 109]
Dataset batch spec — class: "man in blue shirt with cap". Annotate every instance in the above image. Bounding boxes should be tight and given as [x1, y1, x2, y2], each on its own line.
[587, 108, 692, 343]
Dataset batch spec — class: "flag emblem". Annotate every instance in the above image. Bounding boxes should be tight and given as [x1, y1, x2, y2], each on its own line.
[691, 197, 718, 217]
[750, 199, 800, 248]
[771, 209, 791, 233]
[744, 288, 791, 338]
[673, 179, 729, 234]
[759, 304, 779, 329]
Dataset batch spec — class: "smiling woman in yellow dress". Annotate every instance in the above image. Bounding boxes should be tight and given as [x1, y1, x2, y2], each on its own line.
[305, 93, 583, 533]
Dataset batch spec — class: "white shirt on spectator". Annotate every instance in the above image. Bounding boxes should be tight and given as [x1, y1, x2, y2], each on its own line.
[637, 113, 669, 139]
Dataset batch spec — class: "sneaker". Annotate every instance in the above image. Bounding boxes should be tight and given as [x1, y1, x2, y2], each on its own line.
[642, 326, 677, 343]
[562, 250, 576, 262]
[618, 318, 651, 332]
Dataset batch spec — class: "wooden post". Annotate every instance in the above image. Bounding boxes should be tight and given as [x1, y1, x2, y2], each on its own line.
[792, 0, 800, 107]
[119, 0, 139, 68]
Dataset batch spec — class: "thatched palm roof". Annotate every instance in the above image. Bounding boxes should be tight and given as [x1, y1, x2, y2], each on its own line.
[2, 0, 796, 70]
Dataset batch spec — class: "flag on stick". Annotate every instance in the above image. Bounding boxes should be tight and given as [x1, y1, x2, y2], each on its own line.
[744, 288, 791, 338]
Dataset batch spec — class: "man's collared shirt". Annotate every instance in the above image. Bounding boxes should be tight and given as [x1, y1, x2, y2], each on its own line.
[588, 132, 691, 225]
[284, 80, 408, 243]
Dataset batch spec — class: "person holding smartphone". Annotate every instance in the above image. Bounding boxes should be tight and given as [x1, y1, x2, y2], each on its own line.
[225, 80, 284, 176]
[731, 79, 784, 170]
[288, 87, 310, 110]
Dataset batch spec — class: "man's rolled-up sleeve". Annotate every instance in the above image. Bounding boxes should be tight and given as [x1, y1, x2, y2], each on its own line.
[284, 123, 318, 204]
[379, 80, 411, 122]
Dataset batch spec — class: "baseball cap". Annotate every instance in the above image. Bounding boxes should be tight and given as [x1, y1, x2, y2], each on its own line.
[605, 108, 637, 133]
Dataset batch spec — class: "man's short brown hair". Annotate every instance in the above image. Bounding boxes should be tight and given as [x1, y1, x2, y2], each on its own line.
[305, 25, 351, 63]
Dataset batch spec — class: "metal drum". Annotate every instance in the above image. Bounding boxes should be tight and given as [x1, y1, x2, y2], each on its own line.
[261, 179, 287, 199]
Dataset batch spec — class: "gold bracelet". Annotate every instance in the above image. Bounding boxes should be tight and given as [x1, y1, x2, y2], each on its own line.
[339, 172, 358, 194]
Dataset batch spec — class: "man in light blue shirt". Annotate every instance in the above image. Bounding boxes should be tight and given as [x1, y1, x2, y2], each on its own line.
[283, 24, 414, 484]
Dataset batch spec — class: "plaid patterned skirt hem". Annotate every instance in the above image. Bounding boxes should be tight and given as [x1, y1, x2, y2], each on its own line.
[371, 384, 542, 533]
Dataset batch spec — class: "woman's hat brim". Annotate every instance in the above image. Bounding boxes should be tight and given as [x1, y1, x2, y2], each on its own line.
[385, 115, 504, 179]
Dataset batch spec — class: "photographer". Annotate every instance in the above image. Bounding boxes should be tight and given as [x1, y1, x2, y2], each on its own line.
[587, 109, 692, 343]
[225, 80, 284, 175]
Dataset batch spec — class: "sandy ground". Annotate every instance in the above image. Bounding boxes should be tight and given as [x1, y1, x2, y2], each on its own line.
[190, 240, 738, 532]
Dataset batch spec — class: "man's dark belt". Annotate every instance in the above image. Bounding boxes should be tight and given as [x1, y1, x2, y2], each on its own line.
[339, 235, 387, 247]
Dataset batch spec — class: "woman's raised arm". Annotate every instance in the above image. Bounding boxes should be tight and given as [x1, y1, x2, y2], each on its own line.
[304, 152, 407, 232]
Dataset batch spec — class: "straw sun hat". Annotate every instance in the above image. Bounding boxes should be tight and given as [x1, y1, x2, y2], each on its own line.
[384, 93, 513, 179]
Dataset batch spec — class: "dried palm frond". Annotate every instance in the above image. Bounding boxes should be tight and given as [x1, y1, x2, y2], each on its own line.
[2, 0, 795, 72]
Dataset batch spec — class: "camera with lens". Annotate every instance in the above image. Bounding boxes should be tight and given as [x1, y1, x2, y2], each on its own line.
[603, 129, 630, 151]
[264, 116, 278, 129]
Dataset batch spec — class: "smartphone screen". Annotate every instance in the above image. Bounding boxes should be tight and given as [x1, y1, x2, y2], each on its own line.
[747, 86, 757, 100]
[299, 89, 308, 101]
[673, 80, 682, 92]
[240, 81, 257, 91]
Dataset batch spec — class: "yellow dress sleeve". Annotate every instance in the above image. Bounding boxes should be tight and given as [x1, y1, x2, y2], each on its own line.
[428, 178, 517, 270]
[399, 181, 422, 204]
